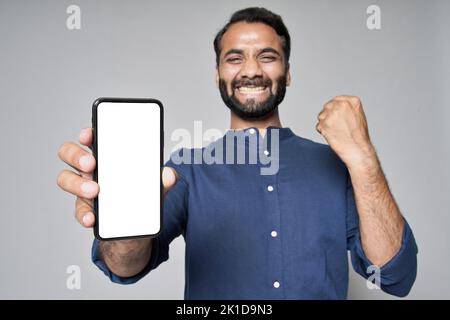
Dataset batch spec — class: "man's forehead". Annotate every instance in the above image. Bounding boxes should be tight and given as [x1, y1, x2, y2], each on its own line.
[220, 22, 282, 51]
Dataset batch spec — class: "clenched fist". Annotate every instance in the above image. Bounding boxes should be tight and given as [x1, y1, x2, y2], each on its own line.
[316, 95, 376, 168]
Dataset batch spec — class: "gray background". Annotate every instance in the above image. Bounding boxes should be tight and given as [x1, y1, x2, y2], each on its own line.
[0, 0, 448, 299]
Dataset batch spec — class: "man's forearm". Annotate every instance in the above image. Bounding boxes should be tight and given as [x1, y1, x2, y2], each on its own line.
[99, 238, 153, 278]
[347, 147, 404, 268]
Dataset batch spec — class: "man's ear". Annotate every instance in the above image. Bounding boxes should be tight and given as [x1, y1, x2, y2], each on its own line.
[215, 68, 219, 88]
[286, 65, 291, 87]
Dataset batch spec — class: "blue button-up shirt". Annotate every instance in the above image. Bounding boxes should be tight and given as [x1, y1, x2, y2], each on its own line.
[92, 127, 417, 299]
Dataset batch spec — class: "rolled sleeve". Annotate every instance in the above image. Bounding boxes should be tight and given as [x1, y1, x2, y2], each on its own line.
[91, 236, 163, 285]
[346, 170, 418, 297]
[350, 219, 418, 297]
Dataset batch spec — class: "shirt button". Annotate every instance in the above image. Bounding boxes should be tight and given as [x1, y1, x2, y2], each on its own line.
[273, 281, 280, 289]
[271, 230, 278, 238]
[264, 150, 270, 156]
[267, 185, 274, 192]
[249, 128, 256, 134]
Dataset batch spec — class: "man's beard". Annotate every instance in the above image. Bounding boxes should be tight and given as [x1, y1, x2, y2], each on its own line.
[219, 75, 287, 120]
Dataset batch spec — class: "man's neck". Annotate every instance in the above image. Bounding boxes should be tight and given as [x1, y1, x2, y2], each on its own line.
[229, 110, 283, 137]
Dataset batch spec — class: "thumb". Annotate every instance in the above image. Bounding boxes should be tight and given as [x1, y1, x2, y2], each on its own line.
[162, 166, 178, 196]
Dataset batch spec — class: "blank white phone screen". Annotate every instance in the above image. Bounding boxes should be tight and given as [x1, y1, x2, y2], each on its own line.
[96, 101, 161, 239]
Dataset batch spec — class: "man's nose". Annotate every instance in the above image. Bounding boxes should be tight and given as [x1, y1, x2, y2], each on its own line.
[240, 58, 263, 79]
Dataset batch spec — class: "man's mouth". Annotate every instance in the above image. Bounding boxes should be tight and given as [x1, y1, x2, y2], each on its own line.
[235, 85, 268, 95]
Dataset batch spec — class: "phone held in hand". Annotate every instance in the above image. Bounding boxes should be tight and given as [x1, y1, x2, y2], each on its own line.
[92, 97, 163, 241]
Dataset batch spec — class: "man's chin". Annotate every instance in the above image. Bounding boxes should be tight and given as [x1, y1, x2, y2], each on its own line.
[231, 104, 278, 120]
[236, 97, 269, 108]
[233, 94, 273, 110]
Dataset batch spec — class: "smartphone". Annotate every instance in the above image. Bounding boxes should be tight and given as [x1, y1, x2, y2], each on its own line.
[92, 97, 163, 241]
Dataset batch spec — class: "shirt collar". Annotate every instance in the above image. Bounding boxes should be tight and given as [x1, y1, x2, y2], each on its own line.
[226, 126, 295, 140]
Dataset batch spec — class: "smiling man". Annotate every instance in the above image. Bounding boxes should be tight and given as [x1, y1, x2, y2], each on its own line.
[57, 7, 418, 299]
[216, 20, 290, 122]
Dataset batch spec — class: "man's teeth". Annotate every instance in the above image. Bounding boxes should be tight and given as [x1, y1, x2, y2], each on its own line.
[238, 86, 266, 93]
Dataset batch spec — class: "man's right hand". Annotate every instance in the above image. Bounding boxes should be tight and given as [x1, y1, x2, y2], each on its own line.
[57, 127, 178, 228]
[57, 127, 178, 277]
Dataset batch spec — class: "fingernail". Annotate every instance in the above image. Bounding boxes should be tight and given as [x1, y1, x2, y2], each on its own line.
[79, 155, 91, 170]
[81, 181, 97, 195]
[79, 128, 89, 140]
[82, 213, 93, 226]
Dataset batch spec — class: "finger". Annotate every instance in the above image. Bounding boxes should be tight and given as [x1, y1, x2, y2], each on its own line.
[332, 95, 359, 108]
[79, 127, 93, 150]
[323, 99, 336, 110]
[57, 169, 99, 199]
[315, 122, 323, 134]
[162, 166, 178, 197]
[58, 141, 96, 173]
[333, 95, 359, 102]
[75, 197, 95, 227]
[317, 110, 328, 121]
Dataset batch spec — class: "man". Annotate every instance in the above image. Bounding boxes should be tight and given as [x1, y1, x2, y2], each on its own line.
[57, 7, 417, 299]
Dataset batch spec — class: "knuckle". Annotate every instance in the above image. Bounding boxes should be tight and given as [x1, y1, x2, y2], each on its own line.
[75, 202, 88, 219]
[71, 147, 84, 164]
[57, 170, 68, 187]
[75, 210, 84, 225]
[76, 204, 87, 217]
[350, 96, 360, 104]
[58, 142, 70, 159]
[323, 116, 332, 125]
[327, 99, 339, 108]
[315, 123, 322, 132]
[338, 101, 351, 109]
[318, 111, 326, 120]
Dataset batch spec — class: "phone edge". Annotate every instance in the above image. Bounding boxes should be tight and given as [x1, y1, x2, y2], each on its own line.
[92, 97, 164, 242]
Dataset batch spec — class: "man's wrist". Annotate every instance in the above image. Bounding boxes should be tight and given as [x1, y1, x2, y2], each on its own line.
[345, 143, 379, 175]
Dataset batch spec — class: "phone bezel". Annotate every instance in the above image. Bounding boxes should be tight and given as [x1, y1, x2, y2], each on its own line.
[92, 97, 164, 241]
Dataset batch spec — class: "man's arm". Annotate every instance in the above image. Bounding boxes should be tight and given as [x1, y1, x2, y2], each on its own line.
[346, 147, 404, 266]
[98, 238, 153, 277]
[316, 95, 405, 266]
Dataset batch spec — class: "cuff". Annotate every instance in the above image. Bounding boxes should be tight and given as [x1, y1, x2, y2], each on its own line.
[91, 237, 161, 285]
[351, 219, 418, 297]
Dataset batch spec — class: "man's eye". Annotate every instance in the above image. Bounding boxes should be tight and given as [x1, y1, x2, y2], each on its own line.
[260, 56, 276, 62]
[227, 57, 242, 63]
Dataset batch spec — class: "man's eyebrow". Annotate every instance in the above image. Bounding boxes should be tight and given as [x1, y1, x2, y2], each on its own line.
[223, 48, 244, 57]
[258, 47, 281, 56]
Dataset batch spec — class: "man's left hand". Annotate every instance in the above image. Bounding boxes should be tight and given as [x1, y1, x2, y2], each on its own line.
[316, 95, 376, 169]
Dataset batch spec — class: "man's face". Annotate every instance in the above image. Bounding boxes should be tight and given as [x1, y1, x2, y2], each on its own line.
[216, 22, 291, 120]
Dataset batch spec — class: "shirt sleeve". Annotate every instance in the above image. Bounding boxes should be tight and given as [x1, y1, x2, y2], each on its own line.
[346, 172, 418, 297]
[91, 158, 189, 284]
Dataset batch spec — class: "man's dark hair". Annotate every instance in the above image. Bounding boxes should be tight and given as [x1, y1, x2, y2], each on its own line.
[213, 7, 291, 69]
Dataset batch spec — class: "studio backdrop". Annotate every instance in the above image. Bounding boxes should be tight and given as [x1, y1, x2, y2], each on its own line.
[0, 0, 449, 299]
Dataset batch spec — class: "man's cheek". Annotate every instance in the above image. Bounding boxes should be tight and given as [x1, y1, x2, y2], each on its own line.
[270, 83, 277, 95]
[227, 83, 234, 96]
